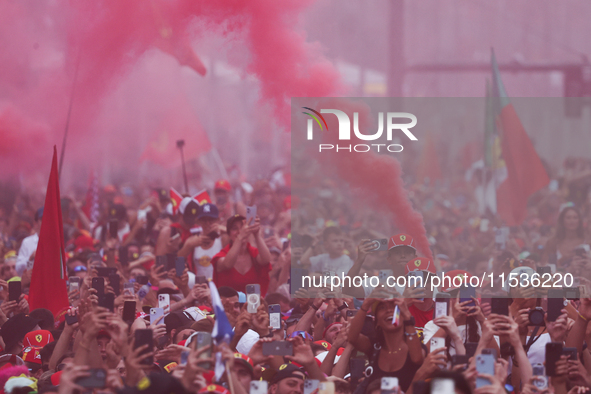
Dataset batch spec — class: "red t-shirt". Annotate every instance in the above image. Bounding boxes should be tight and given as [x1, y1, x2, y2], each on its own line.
[211, 242, 271, 296]
[408, 304, 434, 341]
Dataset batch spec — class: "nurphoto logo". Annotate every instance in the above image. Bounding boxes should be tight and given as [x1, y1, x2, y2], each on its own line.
[302, 107, 418, 153]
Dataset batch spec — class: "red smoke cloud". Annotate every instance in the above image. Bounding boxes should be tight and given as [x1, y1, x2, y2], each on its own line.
[313, 99, 433, 259]
[0, 0, 342, 181]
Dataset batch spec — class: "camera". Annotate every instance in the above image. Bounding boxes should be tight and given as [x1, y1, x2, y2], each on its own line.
[528, 307, 545, 326]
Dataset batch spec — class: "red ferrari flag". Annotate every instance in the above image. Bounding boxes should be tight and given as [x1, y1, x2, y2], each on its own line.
[192, 189, 211, 205]
[491, 50, 549, 226]
[29, 147, 69, 315]
[170, 187, 183, 215]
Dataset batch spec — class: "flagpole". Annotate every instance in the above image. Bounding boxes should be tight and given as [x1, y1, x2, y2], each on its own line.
[59, 53, 81, 181]
[177, 140, 189, 193]
[225, 360, 236, 393]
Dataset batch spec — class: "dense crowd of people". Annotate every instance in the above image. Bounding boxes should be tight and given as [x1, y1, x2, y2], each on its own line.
[0, 156, 591, 394]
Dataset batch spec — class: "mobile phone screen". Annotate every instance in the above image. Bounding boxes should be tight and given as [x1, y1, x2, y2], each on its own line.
[134, 329, 154, 365]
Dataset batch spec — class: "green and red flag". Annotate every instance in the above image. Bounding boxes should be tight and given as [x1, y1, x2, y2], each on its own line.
[490, 50, 549, 226]
[29, 147, 70, 315]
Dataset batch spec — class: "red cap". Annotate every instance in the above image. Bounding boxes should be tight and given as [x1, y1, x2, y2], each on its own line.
[198, 305, 213, 313]
[233, 353, 254, 371]
[198, 384, 230, 394]
[405, 257, 436, 275]
[23, 330, 54, 348]
[73, 234, 96, 252]
[440, 270, 473, 293]
[51, 371, 62, 386]
[388, 234, 416, 251]
[322, 322, 342, 339]
[214, 180, 231, 192]
[22, 347, 42, 364]
[313, 340, 332, 351]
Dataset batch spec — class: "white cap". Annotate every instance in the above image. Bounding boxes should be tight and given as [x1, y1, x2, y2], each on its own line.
[503, 266, 536, 292]
[5, 377, 36, 394]
[179, 197, 196, 214]
[165, 202, 173, 216]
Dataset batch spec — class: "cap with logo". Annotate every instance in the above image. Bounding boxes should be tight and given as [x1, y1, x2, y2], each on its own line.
[405, 257, 436, 275]
[233, 353, 254, 374]
[198, 203, 219, 220]
[179, 197, 200, 225]
[214, 180, 232, 192]
[23, 330, 54, 348]
[198, 384, 230, 394]
[22, 346, 42, 365]
[118, 373, 188, 394]
[108, 204, 127, 221]
[270, 363, 304, 384]
[313, 340, 332, 351]
[388, 234, 416, 251]
[226, 214, 246, 232]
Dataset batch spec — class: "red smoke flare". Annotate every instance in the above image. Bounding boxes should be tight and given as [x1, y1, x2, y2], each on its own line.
[313, 99, 433, 259]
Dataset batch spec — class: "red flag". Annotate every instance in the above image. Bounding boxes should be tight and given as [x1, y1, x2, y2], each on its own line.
[192, 189, 211, 205]
[491, 51, 549, 226]
[170, 187, 183, 215]
[82, 170, 100, 223]
[29, 147, 69, 315]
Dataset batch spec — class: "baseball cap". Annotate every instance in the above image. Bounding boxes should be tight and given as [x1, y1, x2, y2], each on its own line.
[313, 340, 332, 351]
[270, 364, 304, 384]
[226, 214, 245, 232]
[23, 330, 54, 348]
[237, 292, 246, 303]
[405, 257, 436, 275]
[197, 203, 219, 220]
[22, 346, 42, 365]
[387, 234, 416, 251]
[198, 385, 230, 394]
[178, 197, 196, 215]
[108, 204, 127, 220]
[214, 180, 231, 192]
[503, 266, 536, 292]
[233, 353, 254, 375]
[50, 371, 62, 386]
[119, 373, 188, 394]
[1, 314, 41, 351]
[179, 198, 200, 219]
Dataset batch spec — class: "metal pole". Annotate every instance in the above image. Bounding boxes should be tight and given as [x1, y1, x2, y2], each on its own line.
[388, 0, 405, 97]
[58, 53, 81, 181]
[177, 140, 189, 193]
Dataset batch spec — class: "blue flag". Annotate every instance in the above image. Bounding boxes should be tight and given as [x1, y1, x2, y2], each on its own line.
[209, 280, 234, 344]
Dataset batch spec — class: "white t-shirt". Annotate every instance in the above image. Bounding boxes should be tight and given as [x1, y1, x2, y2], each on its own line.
[422, 320, 500, 355]
[525, 332, 552, 365]
[236, 329, 259, 355]
[16, 233, 38, 276]
[309, 253, 354, 278]
[193, 238, 223, 279]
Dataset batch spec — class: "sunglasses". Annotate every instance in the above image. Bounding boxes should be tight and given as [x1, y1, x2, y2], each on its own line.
[289, 331, 313, 341]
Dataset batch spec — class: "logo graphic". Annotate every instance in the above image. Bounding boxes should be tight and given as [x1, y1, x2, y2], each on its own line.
[414, 259, 421, 267]
[302, 107, 328, 132]
[36, 334, 42, 343]
[304, 108, 418, 153]
[400, 235, 406, 241]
